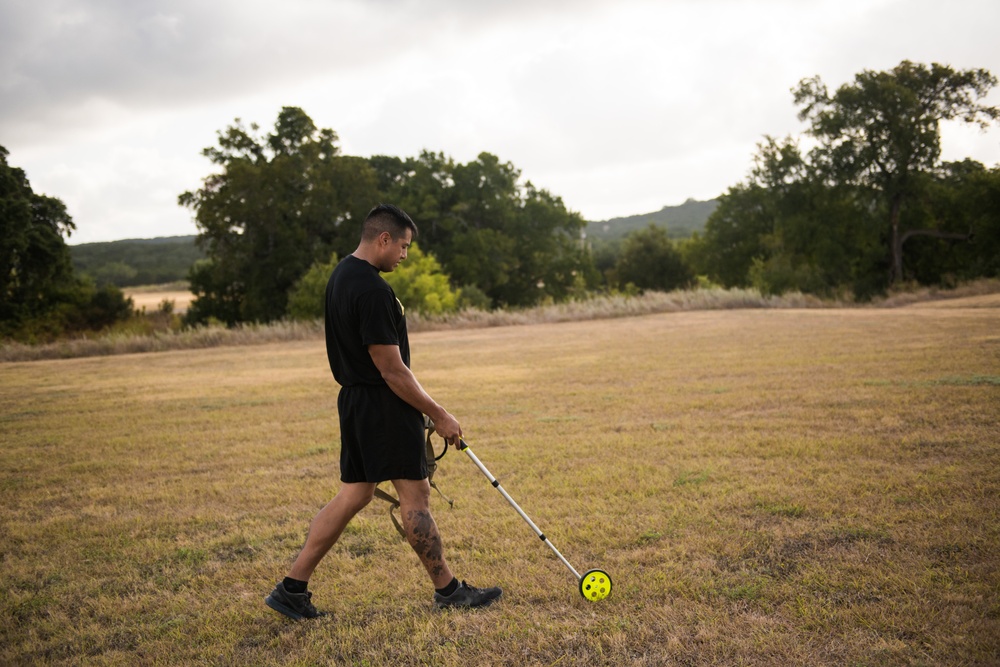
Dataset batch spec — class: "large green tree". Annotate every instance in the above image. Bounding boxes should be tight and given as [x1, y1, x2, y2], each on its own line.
[1, 145, 133, 340]
[696, 136, 883, 296]
[794, 61, 998, 284]
[180, 107, 379, 324]
[694, 62, 999, 297]
[373, 151, 594, 307]
[904, 159, 1000, 283]
[1, 145, 78, 330]
[615, 224, 693, 292]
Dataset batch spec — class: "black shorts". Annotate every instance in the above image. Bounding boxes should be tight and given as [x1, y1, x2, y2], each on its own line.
[337, 384, 427, 483]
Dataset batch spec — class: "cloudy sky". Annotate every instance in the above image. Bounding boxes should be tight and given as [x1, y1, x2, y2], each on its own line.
[3, 0, 999, 244]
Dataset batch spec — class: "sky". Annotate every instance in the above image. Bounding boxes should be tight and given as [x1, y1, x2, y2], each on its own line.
[3, 0, 999, 245]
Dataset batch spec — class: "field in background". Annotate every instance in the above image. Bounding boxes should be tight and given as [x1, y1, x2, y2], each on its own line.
[124, 283, 194, 315]
[1, 298, 998, 665]
[7, 280, 1000, 363]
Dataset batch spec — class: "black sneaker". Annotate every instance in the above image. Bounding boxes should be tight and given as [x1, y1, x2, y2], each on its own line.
[264, 582, 327, 620]
[434, 580, 503, 609]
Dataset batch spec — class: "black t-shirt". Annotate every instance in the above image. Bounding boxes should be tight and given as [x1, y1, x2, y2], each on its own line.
[324, 254, 410, 387]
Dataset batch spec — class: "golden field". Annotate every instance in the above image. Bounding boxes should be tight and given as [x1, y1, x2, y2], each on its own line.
[124, 285, 194, 315]
[1, 296, 998, 665]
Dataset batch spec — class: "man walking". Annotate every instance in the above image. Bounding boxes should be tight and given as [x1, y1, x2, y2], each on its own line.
[265, 204, 501, 620]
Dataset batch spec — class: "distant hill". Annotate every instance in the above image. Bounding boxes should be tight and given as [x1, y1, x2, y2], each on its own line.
[70, 235, 203, 287]
[585, 198, 718, 241]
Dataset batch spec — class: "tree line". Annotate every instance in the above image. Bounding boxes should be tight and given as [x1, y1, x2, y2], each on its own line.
[689, 61, 999, 298]
[1, 146, 133, 341]
[181, 61, 997, 325]
[2, 60, 997, 340]
[176, 111, 602, 325]
[175, 106, 705, 325]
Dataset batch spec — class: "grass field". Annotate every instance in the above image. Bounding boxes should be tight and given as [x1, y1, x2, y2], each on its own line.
[2, 296, 998, 665]
[124, 284, 194, 315]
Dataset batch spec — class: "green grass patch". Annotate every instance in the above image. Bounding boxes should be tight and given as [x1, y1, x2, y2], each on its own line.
[754, 500, 806, 518]
[674, 470, 711, 487]
[933, 375, 1000, 386]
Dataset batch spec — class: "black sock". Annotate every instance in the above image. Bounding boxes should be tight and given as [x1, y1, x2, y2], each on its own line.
[436, 577, 459, 597]
[283, 577, 308, 594]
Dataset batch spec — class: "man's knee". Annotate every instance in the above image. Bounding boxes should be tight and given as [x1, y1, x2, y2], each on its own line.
[337, 483, 376, 514]
[392, 478, 431, 509]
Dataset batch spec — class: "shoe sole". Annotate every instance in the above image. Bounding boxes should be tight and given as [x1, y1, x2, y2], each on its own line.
[435, 592, 502, 609]
[265, 594, 306, 620]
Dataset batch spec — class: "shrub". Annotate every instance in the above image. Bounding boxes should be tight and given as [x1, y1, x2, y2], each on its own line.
[286, 254, 338, 321]
[383, 244, 459, 315]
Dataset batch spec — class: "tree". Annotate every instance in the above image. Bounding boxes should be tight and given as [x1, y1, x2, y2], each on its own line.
[375, 151, 594, 307]
[286, 253, 338, 321]
[1, 145, 134, 340]
[615, 224, 693, 292]
[904, 160, 1000, 283]
[708, 136, 883, 297]
[180, 107, 380, 325]
[693, 137, 822, 291]
[284, 245, 461, 320]
[794, 61, 998, 284]
[692, 63, 999, 298]
[692, 182, 773, 289]
[1, 145, 77, 328]
[382, 243, 460, 315]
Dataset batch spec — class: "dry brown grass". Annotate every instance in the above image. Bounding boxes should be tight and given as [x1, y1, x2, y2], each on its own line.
[7, 280, 999, 363]
[124, 285, 194, 315]
[0, 321, 325, 363]
[1, 295, 999, 665]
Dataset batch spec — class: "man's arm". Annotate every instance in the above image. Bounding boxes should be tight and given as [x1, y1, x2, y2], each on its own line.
[368, 344, 462, 443]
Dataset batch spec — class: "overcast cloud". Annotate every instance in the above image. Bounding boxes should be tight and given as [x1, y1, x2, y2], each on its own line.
[2, 0, 999, 244]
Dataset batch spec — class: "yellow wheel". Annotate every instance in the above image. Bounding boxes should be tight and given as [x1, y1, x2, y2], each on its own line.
[579, 569, 612, 601]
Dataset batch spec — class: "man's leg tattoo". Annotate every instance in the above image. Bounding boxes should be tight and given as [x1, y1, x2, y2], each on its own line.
[405, 510, 445, 578]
